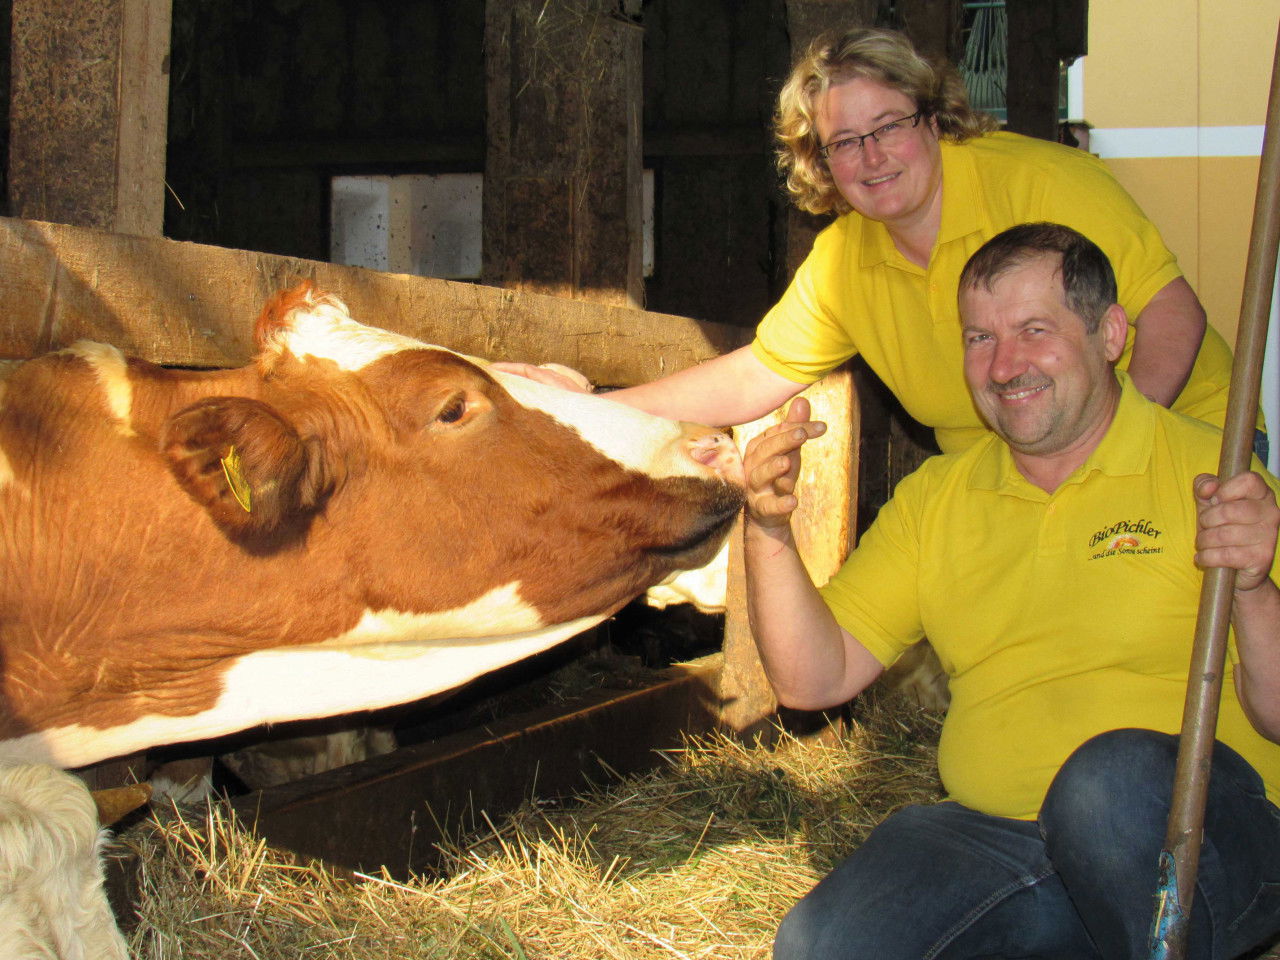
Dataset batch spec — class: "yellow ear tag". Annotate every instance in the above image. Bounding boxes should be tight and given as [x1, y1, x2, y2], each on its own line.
[220, 446, 253, 513]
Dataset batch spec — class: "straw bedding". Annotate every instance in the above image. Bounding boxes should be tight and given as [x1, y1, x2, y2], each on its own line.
[116, 690, 942, 959]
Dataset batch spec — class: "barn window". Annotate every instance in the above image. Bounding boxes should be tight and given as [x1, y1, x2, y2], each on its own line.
[330, 174, 483, 280]
[330, 171, 656, 282]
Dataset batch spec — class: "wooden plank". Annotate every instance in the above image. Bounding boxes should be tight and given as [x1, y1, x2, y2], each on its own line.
[719, 364, 859, 734]
[9, 0, 171, 235]
[483, 0, 643, 307]
[715, 4, 868, 734]
[779, 2, 873, 275]
[1005, 0, 1061, 142]
[227, 655, 722, 877]
[0, 217, 751, 379]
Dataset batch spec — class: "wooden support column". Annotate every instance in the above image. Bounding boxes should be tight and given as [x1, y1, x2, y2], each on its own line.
[9, 0, 171, 235]
[780, 1, 875, 276]
[1005, 0, 1087, 142]
[483, 0, 643, 308]
[717, 3, 867, 736]
[720, 366, 859, 735]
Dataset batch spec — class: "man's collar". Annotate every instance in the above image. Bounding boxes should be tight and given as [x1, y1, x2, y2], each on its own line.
[968, 372, 1155, 497]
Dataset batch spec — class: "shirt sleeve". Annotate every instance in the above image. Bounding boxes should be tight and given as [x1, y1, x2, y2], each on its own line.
[818, 466, 930, 667]
[752, 221, 861, 384]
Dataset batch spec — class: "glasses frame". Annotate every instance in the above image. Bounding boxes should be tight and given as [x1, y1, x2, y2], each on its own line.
[818, 111, 925, 164]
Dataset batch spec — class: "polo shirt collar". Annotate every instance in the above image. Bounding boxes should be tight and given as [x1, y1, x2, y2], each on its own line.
[968, 372, 1156, 497]
[857, 138, 986, 269]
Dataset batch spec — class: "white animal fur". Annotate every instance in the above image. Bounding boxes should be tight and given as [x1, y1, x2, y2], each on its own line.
[0, 763, 129, 960]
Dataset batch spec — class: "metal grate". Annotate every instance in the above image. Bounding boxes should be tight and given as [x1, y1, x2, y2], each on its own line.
[960, 1, 1008, 122]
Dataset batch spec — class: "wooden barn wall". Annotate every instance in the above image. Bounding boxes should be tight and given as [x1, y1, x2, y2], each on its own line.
[162, 0, 793, 331]
[640, 0, 790, 327]
[164, 0, 487, 263]
[0, 0, 9, 218]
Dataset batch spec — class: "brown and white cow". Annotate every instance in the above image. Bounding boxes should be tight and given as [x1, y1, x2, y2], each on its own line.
[0, 284, 744, 770]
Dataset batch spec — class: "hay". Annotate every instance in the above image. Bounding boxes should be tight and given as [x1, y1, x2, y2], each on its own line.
[120, 690, 942, 959]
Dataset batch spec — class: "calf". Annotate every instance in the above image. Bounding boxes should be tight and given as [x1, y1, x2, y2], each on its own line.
[0, 763, 130, 960]
[0, 285, 743, 769]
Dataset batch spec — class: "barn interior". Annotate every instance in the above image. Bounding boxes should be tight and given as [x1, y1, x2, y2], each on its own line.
[0, 0, 1086, 879]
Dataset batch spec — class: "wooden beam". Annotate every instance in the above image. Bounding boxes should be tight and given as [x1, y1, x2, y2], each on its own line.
[720, 365, 859, 734]
[1005, 0, 1061, 142]
[483, 0, 644, 308]
[714, 4, 867, 735]
[0, 217, 750, 382]
[9, 0, 171, 235]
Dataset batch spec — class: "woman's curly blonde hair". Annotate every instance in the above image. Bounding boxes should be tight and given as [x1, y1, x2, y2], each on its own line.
[775, 27, 998, 216]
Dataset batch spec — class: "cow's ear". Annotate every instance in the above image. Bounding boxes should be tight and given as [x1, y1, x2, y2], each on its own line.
[161, 397, 333, 539]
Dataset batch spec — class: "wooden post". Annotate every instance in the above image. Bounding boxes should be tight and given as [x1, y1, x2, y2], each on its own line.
[9, 0, 172, 235]
[720, 365, 859, 735]
[717, 3, 870, 735]
[1005, 0, 1088, 142]
[779, 1, 874, 277]
[483, 0, 643, 308]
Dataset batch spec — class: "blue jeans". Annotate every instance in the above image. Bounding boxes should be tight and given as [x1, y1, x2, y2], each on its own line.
[774, 729, 1280, 959]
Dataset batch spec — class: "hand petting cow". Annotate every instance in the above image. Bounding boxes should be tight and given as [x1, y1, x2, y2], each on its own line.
[0, 283, 745, 772]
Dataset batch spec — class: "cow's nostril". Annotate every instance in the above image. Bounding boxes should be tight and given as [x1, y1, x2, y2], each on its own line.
[686, 432, 745, 485]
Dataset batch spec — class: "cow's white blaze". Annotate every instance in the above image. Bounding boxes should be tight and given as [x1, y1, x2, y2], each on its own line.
[0, 614, 603, 768]
[489, 371, 706, 480]
[63, 341, 136, 437]
[265, 295, 429, 371]
[271, 293, 718, 481]
[326, 583, 544, 644]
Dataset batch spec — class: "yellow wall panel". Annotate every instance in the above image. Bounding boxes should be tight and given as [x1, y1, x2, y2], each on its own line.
[1200, 3, 1278, 125]
[1197, 156, 1263, 348]
[1103, 156, 1201, 281]
[1084, 2, 1277, 353]
[1088, 0, 1199, 128]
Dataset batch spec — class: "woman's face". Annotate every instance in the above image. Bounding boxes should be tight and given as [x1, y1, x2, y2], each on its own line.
[814, 76, 943, 234]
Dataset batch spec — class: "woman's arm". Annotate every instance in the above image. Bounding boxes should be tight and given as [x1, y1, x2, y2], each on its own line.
[1122, 277, 1206, 408]
[494, 344, 807, 427]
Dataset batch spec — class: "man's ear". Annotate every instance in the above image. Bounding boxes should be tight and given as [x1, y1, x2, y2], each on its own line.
[161, 397, 333, 540]
[1101, 304, 1129, 364]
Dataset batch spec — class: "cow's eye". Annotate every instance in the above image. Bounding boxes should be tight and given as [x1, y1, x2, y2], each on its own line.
[437, 396, 467, 424]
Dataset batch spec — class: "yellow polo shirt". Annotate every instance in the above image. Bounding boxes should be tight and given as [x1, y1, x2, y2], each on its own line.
[754, 132, 1237, 454]
[819, 375, 1280, 820]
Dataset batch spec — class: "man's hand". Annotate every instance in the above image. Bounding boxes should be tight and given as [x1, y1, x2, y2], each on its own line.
[743, 397, 827, 529]
[489, 361, 592, 393]
[1194, 471, 1280, 592]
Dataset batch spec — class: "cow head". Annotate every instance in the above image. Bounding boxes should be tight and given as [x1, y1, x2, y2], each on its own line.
[0, 284, 745, 766]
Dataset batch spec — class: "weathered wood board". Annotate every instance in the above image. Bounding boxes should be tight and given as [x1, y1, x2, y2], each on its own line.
[0, 217, 751, 381]
[0, 212, 857, 763]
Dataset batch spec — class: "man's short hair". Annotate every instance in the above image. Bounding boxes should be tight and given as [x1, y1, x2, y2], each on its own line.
[959, 223, 1119, 333]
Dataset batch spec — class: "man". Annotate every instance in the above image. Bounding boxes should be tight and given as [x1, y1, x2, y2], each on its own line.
[744, 222, 1280, 959]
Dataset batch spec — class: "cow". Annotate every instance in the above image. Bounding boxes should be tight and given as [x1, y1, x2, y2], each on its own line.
[0, 284, 744, 771]
[0, 763, 130, 960]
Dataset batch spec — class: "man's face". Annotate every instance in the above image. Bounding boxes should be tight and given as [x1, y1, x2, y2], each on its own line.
[960, 255, 1127, 459]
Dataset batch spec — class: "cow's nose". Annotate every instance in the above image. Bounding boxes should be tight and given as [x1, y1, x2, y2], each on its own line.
[683, 426, 744, 486]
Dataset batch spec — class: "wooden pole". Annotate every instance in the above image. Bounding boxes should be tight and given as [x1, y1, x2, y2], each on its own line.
[1149, 18, 1280, 959]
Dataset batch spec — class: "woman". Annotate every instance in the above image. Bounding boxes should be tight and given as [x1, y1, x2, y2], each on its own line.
[509, 27, 1236, 454]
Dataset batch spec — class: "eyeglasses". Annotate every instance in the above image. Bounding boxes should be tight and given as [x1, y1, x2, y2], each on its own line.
[819, 111, 924, 165]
